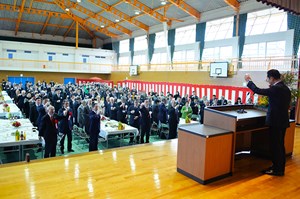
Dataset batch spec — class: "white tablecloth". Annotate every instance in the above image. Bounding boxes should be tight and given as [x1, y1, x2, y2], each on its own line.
[0, 119, 40, 147]
[100, 120, 139, 140]
[1, 91, 13, 103]
[178, 118, 198, 127]
[0, 103, 23, 118]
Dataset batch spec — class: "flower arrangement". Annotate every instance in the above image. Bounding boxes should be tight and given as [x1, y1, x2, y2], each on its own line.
[185, 115, 191, 123]
[2, 103, 10, 112]
[257, 96, 269, 107]
[118, 122, 125, 130]
[12, 121, 21, 127]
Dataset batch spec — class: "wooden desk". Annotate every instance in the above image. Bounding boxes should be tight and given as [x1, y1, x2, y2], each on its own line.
[177, 124, 233, 184]
[177, 105, 296, 184]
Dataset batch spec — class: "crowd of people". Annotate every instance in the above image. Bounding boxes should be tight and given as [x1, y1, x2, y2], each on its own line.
[1, 79, 251, 158]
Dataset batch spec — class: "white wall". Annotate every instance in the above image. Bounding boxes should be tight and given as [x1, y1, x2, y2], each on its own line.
[0, 40, 115, 74]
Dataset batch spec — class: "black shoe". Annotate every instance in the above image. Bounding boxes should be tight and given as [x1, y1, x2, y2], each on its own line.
[263, 169, 284, 176]
[261, 165, 274, 173]
[68, 149, 75, 152]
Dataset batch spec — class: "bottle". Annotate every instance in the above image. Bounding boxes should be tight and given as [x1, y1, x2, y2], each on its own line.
[25, 153, 30, 163]
[24, 132, 26, 140]
[20, 131, 24, 140]
[15, 130, 20, 141]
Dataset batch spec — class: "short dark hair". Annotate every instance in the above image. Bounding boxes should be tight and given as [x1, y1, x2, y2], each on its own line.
[267, 69, 281, 79]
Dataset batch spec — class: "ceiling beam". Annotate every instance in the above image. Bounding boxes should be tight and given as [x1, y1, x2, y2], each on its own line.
[13, 0, 17, 11]
[0, 17, 85, 30]
[224, 0, 240, 11]
[87, 0, 149, 32]
[0, 3, 70, 19]
[64, 0, 132, 36]
[168, 0, 201, 21]
[28, 0, 34, 12]
[54, 0, 118, 38]
[40, 13, 51, 35]
[78, 24, 95, 38]
[33, 0, 56, 5]
[52, 19, 65, 36]
[64, 21, 75, 38]
[124, 0, 168, 23]
[15, 0, 26, 35]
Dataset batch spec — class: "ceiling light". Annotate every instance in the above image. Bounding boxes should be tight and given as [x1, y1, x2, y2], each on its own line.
[134, 10, 140, 15]
[77, 0, 81, 2]
[115, 19, 120, 22]
[161, 1, 167, 5]
[65, 8, 70, 12]
[100, 25, 105, 28]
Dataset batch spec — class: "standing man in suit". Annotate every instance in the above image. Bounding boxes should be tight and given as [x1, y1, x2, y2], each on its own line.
[127, 99, 140, 144]
[168, 99, 179, 139]
[39, 106, 61, 158]
[245, 69, 291, 176]
[58, 100, 74, 154]
[89, 102, 101, 152]
[139, 99, 151, 144]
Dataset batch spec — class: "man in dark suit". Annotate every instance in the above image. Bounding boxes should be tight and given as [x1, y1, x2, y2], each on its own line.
[58, 100, 74, 154]
[39, 106, 61, 158]
[158, 98, 168, 124]
[89, 102, 101, 152]
[127, 99, 140, 144]
[168, 100, 179, 139]
[139, 99, 151, 144]
[245, 69, 291, 176]
[29, 97, 42, 127]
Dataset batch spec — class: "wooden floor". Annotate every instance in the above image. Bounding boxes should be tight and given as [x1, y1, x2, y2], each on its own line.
[1, 127, 300, 199]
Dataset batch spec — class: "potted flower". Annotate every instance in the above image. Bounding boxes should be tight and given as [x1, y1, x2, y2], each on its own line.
[281, 71, 299, 119]
[12, 121, 21, 127]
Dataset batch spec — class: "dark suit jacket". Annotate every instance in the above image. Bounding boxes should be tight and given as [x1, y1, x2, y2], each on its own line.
[140, 106, 151, 129]
[89, 111, 100, 141]
[127, 105, 140, 128]
[247, 81, 291, 128]
[58, 107, 73, 133]
[29, 104, 43, 127]
[39, 114, 59, 142]
[158, 103, 168, 124]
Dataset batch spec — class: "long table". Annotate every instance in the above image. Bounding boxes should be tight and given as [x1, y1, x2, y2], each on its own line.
[0, 119, 41, 163]
[0, 103, 23, 118]
[100, 119, 139, 147]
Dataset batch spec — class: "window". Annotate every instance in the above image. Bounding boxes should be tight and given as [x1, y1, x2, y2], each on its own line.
[119, 56, 130, 65]
[266, 41, 285, 56]
[205, 17, 233, 41]
[133, 54, 146, 65]
[243, 43, 266, 58]
[155, 31, 167, 48]
[8, 53, 13, 59]
[152, 53, 167, 64]
[48, 56, 53, 61]
[243, 41, 285, 58]
[175, 25, 196, 45]
[83, 58, 87, 63]
[119, 39, 129, 53]
[246, 8, 287, 36]
[134, 35, 147, 51]
[202, 46, 232, 60]
[173, 50, 195, 62]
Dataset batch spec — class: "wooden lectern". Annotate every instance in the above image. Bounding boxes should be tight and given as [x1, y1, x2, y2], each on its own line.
[177, 105, 295, 184]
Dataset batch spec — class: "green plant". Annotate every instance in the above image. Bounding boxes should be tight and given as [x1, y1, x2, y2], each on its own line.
[281, 71, 299, 106]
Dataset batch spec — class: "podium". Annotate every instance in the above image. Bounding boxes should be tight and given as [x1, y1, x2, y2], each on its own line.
[177, 105, 295, 184]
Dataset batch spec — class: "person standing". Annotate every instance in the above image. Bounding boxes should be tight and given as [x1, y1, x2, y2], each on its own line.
[168, 99, 179, 139]
[39, 106, 61, 158]
[58, 100, 74, 154]
[139, 99, 151, 144]
[245, 69, 291, 176]
[89, 102, 101, 152]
